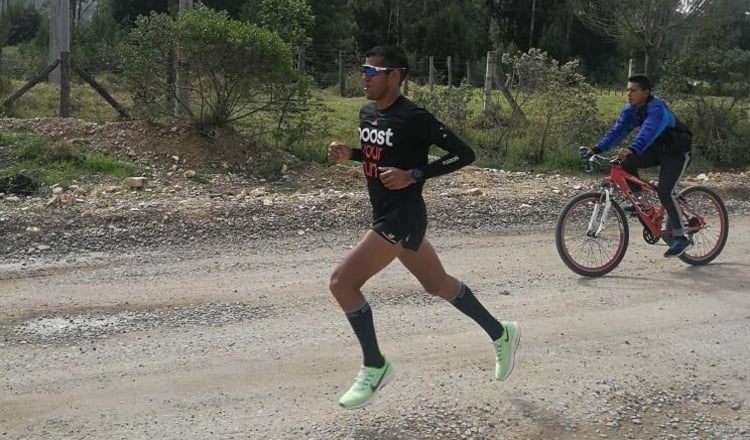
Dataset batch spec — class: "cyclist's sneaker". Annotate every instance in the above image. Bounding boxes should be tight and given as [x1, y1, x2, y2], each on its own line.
[664, 236, 690, 258]
[493, 321, 521, 381]
[338, 356, 395, 409]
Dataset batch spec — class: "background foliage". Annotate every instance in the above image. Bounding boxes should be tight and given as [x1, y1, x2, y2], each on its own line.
[1, 0, 749, 171]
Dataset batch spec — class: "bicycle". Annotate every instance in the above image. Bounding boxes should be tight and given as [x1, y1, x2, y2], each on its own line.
[555, 149, 729, 277]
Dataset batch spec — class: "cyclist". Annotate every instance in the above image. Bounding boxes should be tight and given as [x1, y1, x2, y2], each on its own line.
[583, 74, 692, 258]
[327, 45, 520, 410]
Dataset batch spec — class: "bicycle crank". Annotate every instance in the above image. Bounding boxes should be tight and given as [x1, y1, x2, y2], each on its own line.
[643, 227, 660, 244]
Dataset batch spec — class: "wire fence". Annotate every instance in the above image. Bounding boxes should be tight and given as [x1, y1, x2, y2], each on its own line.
[0, 40, 632, 121]
[298, 48, 627, 95]
[301, 48, 487, 89]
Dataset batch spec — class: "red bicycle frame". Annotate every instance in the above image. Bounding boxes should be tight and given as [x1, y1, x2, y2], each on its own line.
[600, 159, 706, 239]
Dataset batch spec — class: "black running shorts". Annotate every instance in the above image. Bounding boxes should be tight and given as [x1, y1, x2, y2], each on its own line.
[371, 198, 427, 251]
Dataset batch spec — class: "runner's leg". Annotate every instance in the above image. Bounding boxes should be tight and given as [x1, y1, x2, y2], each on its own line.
[330, 229, 402, 367]
[398, 238, 503, 340]
[398, 238, 519, 380]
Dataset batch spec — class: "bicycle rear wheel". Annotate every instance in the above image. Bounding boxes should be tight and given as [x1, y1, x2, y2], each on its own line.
[555, 192, 629, 277]
[677, 186, 729, 265]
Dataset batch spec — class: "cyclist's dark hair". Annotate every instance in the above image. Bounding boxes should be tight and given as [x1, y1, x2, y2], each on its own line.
[366, 45, 409, 83]
[628, 74, 652, 92]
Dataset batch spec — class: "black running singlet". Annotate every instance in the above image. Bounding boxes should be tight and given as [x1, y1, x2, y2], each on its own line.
[350, 95, 475, 216]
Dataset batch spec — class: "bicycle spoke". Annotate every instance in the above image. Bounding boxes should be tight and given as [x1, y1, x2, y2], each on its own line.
[556, 192, 629, 277]
[677, 187, 728, 265]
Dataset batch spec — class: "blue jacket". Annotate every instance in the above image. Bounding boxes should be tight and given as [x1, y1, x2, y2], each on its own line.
[596, 96, 679, 155]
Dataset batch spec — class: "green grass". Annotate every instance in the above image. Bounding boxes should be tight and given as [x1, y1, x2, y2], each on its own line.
[0, 131, 137, 189]
[2, 76, 131, 122]
[269, 84, 622, 168]
[318, 89, 367, 145]
[2, 72, 746, 172]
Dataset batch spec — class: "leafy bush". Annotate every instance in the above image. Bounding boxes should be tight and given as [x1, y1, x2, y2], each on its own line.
[118, 12, 175, 121]
[671, 99, 750, 166]
[341, 68, 364, 98]
[72, 6, 125, 75]
[411, 80, 475, 134]
[499, 49, 604, 166]
[119, 7, 306, 129]
[661, 47, 750, 167]
[270, 88, 331, 163]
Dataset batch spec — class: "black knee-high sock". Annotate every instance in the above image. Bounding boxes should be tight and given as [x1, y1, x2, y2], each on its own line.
[450, 282, 504, 341]
[345, 301, 385, 368]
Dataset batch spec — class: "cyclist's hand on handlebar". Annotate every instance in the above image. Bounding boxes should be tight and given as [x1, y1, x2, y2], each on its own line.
[579, 146, 598, 159]
[616, 147, 633, 161]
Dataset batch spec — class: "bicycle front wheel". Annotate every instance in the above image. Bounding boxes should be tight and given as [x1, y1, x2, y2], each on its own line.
[678, 186, 729, 265]
[555, 192, 630, 277]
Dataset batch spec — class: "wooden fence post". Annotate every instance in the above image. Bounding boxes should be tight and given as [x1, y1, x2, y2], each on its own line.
[339, 50, 345, 97]
[48, 0, 60, 84]
[59, 0, 70, 117]
[483, 51, 494, 112]
[429, 56, 435, 91]
[175, 0, 192, 117]
[447, 56, 452, 86]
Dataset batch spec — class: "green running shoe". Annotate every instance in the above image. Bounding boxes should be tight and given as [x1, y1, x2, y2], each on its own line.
[338, 356, 396, 410]
[493, 321, 520, 381]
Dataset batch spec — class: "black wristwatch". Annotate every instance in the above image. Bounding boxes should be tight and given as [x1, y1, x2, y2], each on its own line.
[410, 168, 425, 182]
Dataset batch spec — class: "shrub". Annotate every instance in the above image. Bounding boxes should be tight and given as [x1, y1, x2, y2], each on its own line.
[411, 80, 475, 134]
[72, 7, 125, 75]
[119, 7, 306, 129]
[661, 47, 750, 167]
[499, 49, 604, 166]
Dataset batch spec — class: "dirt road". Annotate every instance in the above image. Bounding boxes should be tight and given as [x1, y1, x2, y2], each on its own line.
[1, 216, 749, 440]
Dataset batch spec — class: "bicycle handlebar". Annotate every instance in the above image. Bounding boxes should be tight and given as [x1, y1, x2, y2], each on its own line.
[577, 147, 618, 173]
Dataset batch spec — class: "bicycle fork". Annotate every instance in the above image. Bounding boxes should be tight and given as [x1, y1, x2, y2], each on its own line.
[587, 190, 613, 237]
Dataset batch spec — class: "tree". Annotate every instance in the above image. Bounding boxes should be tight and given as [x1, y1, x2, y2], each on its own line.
[485, 0, 570, 52]
[400, 0, 490, 61]
[305, 0, 356, 84]
[659, 0, 750, 166]
[71, 0, 97, 23]
[0, 1, 42, 45]
[201, 0, 245, 18]
[108, 0, 170, 26]
[570, 0, 710, 77]
[239, 0, 313, 48]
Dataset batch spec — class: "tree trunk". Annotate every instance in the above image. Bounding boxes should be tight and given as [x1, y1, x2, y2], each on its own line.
[643, 46, 657, 78]
[538, 115, 552, 164]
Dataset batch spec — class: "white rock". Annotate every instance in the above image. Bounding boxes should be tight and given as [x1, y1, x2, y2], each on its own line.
[124, 177, 148, 188]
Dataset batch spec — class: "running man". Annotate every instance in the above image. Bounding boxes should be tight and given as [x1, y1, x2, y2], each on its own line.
[328, 45, 520, 410]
